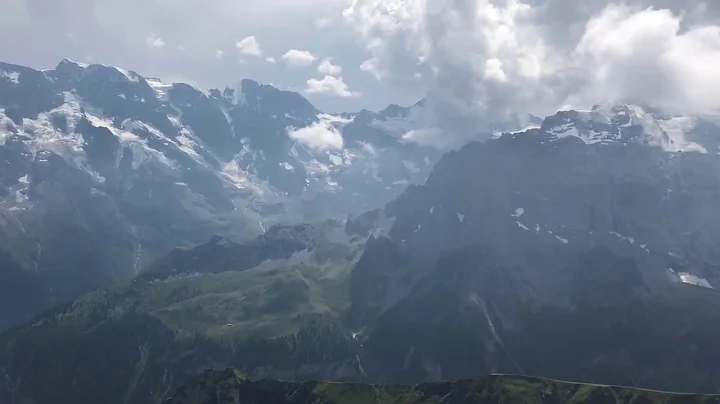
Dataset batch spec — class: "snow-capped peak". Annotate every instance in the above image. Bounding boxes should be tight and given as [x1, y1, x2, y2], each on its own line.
[0, 58, 440, 231]
[539, 103, 708, 153]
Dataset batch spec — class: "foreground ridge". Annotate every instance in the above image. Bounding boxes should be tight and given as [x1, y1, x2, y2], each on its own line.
[166, 369, 720, 404]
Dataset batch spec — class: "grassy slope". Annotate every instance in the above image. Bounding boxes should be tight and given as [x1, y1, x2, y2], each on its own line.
[0, 261, 356, 404]
[50, 262, 350, 341]
[166, 369, 720, 404]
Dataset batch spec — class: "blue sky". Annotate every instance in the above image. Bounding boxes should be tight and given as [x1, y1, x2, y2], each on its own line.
[0, 0, 422, 113]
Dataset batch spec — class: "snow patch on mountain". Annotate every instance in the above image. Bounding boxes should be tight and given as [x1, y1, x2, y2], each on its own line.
[626, 105, 706, 153]
[146, 78, 172, 101]
[541, 104, 710, 153]
[1, 70, 20, 83]
[549, 124, 614, 145]
[113, 66, 140, 83]
[555, 235, 569, 244]
[15, 99, 85, 158]
[678, 272, 713, 289]
[668, 268, 713, 289]
[494, 123, 542, 139]
[0, 110, 14, 144]
[609, 231, 635, 245]
[222, 159, 269, 196]
[86, 116, 178, 169]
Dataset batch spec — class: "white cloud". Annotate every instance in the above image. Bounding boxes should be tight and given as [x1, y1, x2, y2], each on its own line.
[318, 58, 342, 76]
[145, 33, 166, 49]
[236, 35, 262, 56]
[176, 45, 187, 51]
[315, 18, 332, 28]
[344, 0, 720, 148]
[215, 49, 225, 59]
[401, 128, 450, 148]
[265, 56, 276, 63]
[281, 49, 317, 67]
[287, 116, 345, 151]
[359, 58, 381, 79]
[569, 4, 720, 114]
[305, 75, 360, 97]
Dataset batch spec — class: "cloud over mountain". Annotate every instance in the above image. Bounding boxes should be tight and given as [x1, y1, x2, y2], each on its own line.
[344, 0, 720, 148]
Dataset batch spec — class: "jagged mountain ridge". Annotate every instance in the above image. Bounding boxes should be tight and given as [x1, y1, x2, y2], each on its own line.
[5, 103, 720, 404]
[0, 58, 439, 222]
[0, 58, 440, 332]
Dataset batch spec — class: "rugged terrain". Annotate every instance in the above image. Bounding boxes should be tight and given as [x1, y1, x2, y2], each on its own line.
[166, 369, 720, 404]
[3, 104, 720, 404]
[0, 59, 439, 331]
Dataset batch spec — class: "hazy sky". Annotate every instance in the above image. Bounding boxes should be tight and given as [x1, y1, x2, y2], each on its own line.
[0, 0, 415, 113]
[3, 0, 720, 147]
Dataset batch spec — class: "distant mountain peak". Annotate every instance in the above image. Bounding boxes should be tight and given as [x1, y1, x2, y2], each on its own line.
[55, 58, 89, 70]
[535, 103, 708, 153]
[230, 79, 318, 114]
[53, 59, 144, 85]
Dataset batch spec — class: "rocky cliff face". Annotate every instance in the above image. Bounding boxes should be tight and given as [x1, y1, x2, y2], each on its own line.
[350, 104, 720, 389]
[3, 103, 720, 404]
[0, 59, 439, 332]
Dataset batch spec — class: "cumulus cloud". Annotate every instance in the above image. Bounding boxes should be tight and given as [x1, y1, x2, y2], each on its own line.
[215, 49, 225, 59]
[305, 75, 360, 97]
[236, 35, 262, 56]
[569, 4, 720, 113]
[344, 0, 720, 148]
[266, 56, 276, 63]
[318, 58, 342, 76]
[146, 33, 166, 49]
[287, 115, 345, 150]
[281, 49, 317, 67]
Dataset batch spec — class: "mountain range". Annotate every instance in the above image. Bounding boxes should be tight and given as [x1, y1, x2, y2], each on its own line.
[3, 67, 720, 404]
[0, 59, 441, 332]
